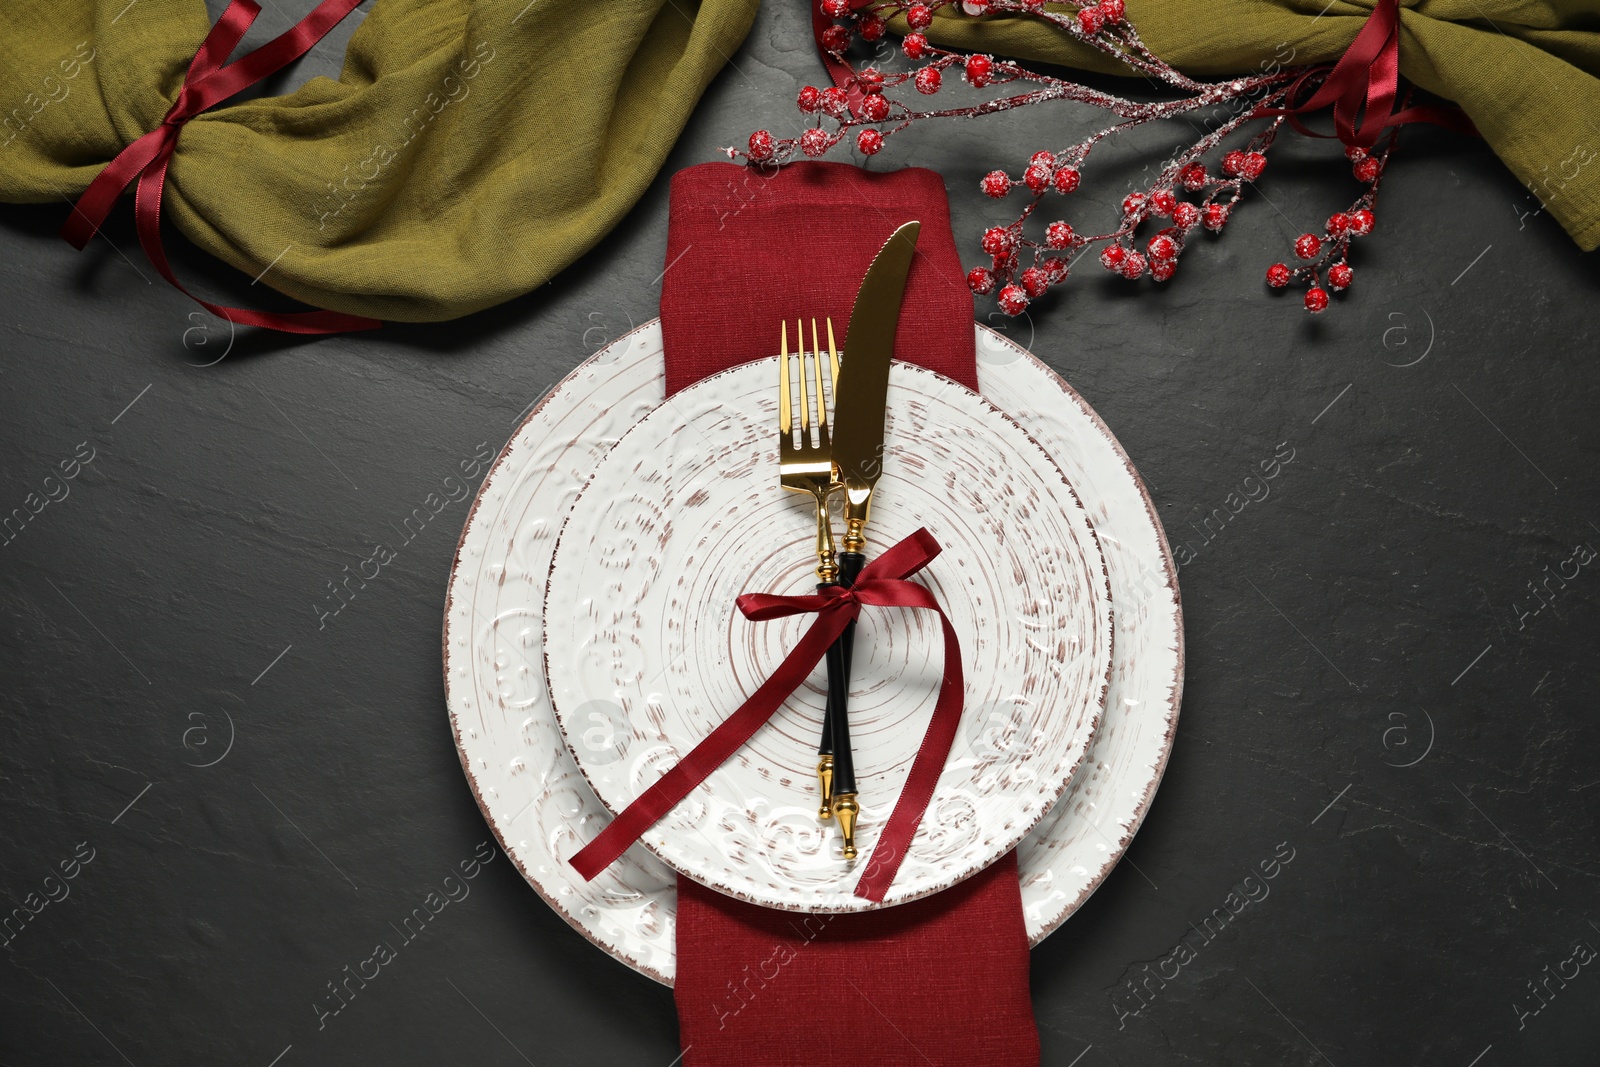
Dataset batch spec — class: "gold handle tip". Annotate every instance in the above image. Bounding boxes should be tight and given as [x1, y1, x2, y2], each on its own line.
[816, 755, 835, 821]
[832, 793, 859, 860]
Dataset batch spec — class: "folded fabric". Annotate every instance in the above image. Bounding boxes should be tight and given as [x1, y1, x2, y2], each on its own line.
[0, 0, 759, 321]
[659, 158, 1036, 1065]
[659, 161, 977, 396]
[676, 852, 1039, 1066]
[910, 0, 1600, 250]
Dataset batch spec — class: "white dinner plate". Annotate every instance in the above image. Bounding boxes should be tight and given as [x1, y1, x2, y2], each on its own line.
[542, 358, 1113, 913]
[444, 322, 1181, 982]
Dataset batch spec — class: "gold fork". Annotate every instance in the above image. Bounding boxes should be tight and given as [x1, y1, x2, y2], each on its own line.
[780, 318, 844, 823]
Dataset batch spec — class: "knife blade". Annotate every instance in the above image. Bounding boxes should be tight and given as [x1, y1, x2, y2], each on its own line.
[831, 220, 920, 544]
[820, 220, 920, 859]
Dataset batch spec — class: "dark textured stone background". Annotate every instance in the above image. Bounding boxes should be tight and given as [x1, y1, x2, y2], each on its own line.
[3, 3, 1598, 1065]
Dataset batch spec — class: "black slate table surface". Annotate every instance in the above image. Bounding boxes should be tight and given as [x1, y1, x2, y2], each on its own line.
[4, 3, 1598, 1065]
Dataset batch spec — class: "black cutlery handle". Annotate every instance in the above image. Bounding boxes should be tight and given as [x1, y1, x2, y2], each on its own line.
[816, 580, 838, 759]
[830, 551, 866, 797]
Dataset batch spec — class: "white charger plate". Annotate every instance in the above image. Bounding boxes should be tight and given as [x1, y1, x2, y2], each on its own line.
[542, 359, 1112, 913]
[444, 322, 1182, 982]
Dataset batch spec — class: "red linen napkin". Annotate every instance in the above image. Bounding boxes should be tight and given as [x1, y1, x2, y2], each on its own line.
[659, 161, 977, 396]
[660, 160, 1038, 1066]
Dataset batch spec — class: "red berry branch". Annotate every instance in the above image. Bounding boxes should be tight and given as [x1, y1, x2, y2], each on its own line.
[731, 0, 1401, 315]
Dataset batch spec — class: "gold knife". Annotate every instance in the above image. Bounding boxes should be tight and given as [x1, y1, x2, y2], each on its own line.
[820, 220, 921, 860]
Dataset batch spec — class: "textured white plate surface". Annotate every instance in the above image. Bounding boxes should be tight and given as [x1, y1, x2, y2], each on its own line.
[542, 359, 1112, 913]
[444, 322, 1181, 982]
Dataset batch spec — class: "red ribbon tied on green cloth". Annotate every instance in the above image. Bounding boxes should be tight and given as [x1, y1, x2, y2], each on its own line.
[60, 0, 379, 334]
[570, 527, 965, 903]
[810, 0, 1474, 150]
[1254, 0, 1475, 148]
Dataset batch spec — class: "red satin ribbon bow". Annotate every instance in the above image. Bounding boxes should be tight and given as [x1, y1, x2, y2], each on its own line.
[570, 527, 966, 903]
[1255, 0, 1475, 148]
[60, 0, 379, 335]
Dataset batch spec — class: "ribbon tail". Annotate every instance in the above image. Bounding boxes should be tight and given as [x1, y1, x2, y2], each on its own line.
[570, 606, 853, 881]
[132, 156, 380, 334]
[811, 0, 870, 117]
[852, 608, 964, 902]
[59, 127, 175, 249]
[193, 0, 365, 100]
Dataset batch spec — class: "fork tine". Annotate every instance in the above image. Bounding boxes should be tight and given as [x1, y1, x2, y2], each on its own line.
[797, 318, 811, 434]
[826, 317, 840, 390]
[779, 320, 792, 437]
[811, 317, 829, 444]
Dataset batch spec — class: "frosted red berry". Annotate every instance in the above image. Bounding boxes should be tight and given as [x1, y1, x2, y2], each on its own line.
[747, 130, 775, 162]
[1294, 233, 1322, 259]
[1046, 221, 1074, 249]
[1328, 262, 1353, 290]
[1180, 163, 1208, 191]
[1304, 287, 1329, 313]
[800, 128, 831, 158]
[1266, 262, 1291, 288]
[1021, 267, 1049, 298]
[1221, 150, 1247, 178]
[1030, 151, 1057, 170]
[1173, 202, 1200, 230]
[856, 128, 884, 155]
[965, 54, 995, 88]
[1100, 244, 1125, 271]
[1099, 0, 1126, 21]
[1053, 166, 1081, 193]
[903, 33, 928, 59]
[1349, 208, 1375, 235]
[1148, 233, 1178, 260]
[981, 170, 1012, 198]
[1122, 192, 1146, 218]
[1353, 157, 1381, 182]
[1240, 152, 1267, 180]
[821, 0, 850, 16]
[982, 226, 1015, 255]
[821, 25, 849, 51]
[997, 284, 1030, 316]
[1345, 145, 1367, 161]
[967, 266, 997, 294]
[906, 3, 934, 28]
[859, 93, 890, 121]
[1120, 250, 1147, 279]
[859, 14, 886, 40]
[1151, 258, 1176, 282]
[1043, 256, 1069, 282]
[1024, 163, 1051, 192]
[820, 86, 849, 116]
[914, 67, 942, 94]
[1150, 189, 1177, 217]
[1078, 7, 1105, 34]
[857, 67, 885, 92]
[1203, 203, 1229, 231]
[797, 86, 822, 113]
[1326, 212, 1351, 237]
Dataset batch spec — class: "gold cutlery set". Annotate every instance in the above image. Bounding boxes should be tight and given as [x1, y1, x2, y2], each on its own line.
[776, 221, 921, 863]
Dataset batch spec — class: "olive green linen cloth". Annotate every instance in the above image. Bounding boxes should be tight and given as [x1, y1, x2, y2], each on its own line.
[913, 0, 1600, 250]
[2, 1, 1593, 326]
[0, 0, 759, 321]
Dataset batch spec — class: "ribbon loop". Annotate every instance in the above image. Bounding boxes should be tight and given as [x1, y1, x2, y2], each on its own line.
[1254, 0, 1475, 148]
[59, 0, 379, 335]
[570, 527, 964, 903]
